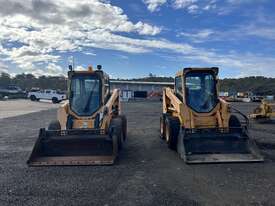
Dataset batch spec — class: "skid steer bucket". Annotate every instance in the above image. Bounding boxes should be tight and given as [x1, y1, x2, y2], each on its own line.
[178, 127, 263, 164]
[27, 129, 118, 166]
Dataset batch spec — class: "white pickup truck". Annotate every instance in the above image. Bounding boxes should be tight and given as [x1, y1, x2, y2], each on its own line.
[28, 89, 66, 103]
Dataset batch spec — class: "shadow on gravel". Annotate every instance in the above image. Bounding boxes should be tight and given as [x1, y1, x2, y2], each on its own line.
[257, 142, 275, 150]
[251, 119, 275, 124]
[256, 141, 275, 162]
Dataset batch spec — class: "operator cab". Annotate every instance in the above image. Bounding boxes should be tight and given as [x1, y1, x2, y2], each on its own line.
[68, 65, 110, 117]
[175, 67, 219, 113]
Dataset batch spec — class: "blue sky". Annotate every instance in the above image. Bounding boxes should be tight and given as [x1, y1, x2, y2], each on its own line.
[0, 0, 275, 78]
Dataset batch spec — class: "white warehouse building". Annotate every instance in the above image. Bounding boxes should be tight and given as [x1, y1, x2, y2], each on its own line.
[110, 80, 174, 101]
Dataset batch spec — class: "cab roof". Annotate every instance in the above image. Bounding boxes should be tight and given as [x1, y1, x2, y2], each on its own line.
[68, 67, 109, 80]
[176, 67, 219, 77]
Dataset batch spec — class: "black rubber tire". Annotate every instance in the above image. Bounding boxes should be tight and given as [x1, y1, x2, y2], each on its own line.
[52, 97, 58, 104]
[109, 118, 123, 151]
[160, 115, 166, 139]
[48, 120, 61, 131]
[30, 95, 36, 101]
[229, 115, 244, 134]
[165, 116, 180, 150]
[118, 115, 127, 141]
[229, 115, 241, 128]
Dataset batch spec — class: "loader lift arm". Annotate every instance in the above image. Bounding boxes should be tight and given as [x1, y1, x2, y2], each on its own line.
[163, 87, 184, 124]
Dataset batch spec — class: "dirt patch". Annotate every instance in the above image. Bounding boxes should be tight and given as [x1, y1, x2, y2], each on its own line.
[0, 99, 60, 119]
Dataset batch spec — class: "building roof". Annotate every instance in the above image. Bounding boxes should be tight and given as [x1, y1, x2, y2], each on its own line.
[110, 80, 174, 86]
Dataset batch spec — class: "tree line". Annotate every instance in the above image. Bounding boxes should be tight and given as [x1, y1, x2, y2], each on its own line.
[0, 72, 67, 91]
[1, 72, 275, 95]
[220, 76, 275, 95]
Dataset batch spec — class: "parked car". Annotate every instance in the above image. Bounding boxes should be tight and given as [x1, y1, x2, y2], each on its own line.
[0, 85, 23, 94]
[251, 96, 264, 102]
[30, 87, 41, 92]
[28, 89, 66, 103]
[0, 85, 26, 99]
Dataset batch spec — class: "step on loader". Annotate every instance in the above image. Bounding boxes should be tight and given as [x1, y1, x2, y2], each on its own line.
[27, 65, 127, 166]
[160, 67, 263, 164]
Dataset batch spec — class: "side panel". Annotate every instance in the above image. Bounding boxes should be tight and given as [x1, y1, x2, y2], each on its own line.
[163, 87, 185, 125]
[101, 89, 120, 131]
[57, 101, 69, 130]
[220, 98, 230, 128]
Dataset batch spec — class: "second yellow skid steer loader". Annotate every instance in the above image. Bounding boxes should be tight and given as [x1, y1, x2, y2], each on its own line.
[27, 65, 127, 166]
[160, 67, 263, 164]
[249, 100, 275, 123]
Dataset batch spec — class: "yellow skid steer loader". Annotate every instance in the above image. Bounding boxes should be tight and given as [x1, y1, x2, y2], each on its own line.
[160, 67, 263, 164]
[27, 65, 127, 166]
[249, 100, 275, 123]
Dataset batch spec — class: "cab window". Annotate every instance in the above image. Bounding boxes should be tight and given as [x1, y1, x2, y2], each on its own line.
[104, 78, 110, 103]
[70, 75, 101, 116]
[185, 71, 217, 113]
[175, 76, 183, 100]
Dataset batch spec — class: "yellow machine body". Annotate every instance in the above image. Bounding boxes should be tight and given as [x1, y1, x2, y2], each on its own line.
[163, 68, 230, 130]
[161, 67, 263, 164]
[27, 66, 126, 166]
[249, 100, 275, 121]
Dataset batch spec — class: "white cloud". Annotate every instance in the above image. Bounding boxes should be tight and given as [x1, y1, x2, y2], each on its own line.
[84, 52, 97, 56]
[177, 29, 215, 42]
[226, 0, 265, 5]
[46, 63, 63, 75]
[0, 0, 274, 77]
[143, 0, 202, 13]
[243, 25, 275, 40]
[144, 0, 264, 15]
[173, 0, 197, 9]
[187, 4, 199, 14]
[203, 2, 217, 10]
[143, 0, 167, 12]
[116, 54, 129, 60]
[168, 51, 275, 77]
[75, 65, 86, 71]
[0, 0, 161, 75]
[0, 61, 9, 73]
[178, 24, 275, 43]
[171, 0, 217, 14]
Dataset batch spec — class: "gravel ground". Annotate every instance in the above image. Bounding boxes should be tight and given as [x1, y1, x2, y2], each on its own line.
[0, 100, 60, 119]
[0, 101, 275, 206]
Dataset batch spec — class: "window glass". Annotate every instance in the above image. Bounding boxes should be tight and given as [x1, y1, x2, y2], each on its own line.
[70, 76, 100, 116]
[175, 76, 183, 99]
[104, 80, 109, 96]
[185, 72, 217, 113]
[104, 79, 110, 103]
